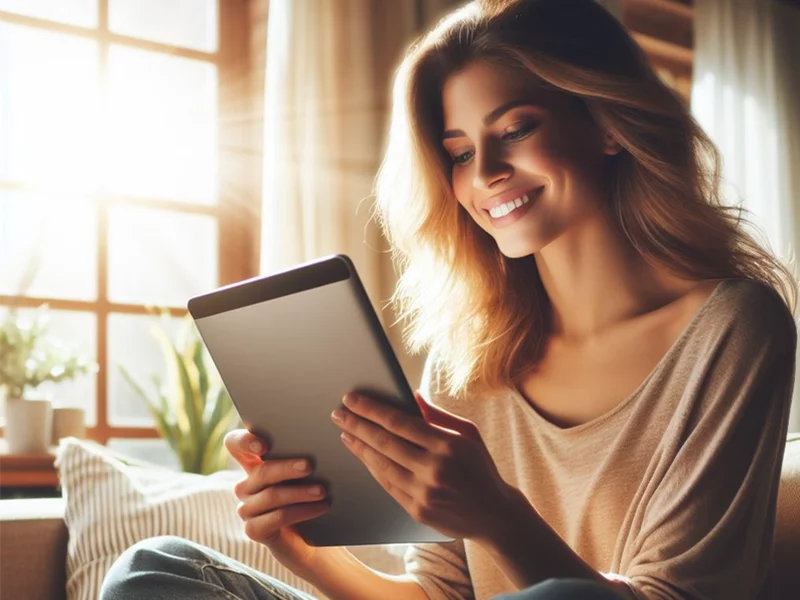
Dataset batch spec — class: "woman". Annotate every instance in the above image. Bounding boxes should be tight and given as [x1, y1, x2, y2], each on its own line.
[100, 0, 797, 599]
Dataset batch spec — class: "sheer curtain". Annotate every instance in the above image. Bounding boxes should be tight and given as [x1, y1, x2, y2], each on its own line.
[692, 0, 800, 432]
[259, 0, 416, 315]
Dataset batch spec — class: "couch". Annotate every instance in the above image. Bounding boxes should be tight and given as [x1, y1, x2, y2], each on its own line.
[2, 434, 799, 600]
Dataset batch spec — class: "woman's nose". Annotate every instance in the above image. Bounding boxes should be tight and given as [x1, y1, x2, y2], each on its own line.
[472, 148, 512, 190]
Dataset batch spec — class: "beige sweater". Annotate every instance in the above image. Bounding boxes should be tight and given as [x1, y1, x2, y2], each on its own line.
[404, 279, 796, 600]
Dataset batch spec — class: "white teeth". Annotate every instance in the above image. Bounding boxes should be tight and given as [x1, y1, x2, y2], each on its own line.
[488, 193, 532, 219]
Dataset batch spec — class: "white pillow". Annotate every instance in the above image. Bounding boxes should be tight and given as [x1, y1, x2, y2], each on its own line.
[55, 437, 404, 600]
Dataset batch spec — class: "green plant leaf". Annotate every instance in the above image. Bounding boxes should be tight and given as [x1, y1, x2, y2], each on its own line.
[113, 317, 237, 475]
[176, 314, 193, 357]
[151, 326, 194, 436]
[119, 365, 183, 459]
[151, 325, 203, 472]
[200, 413, 228, 474]
[169, 335, 207, 471]
[201, 384, 231, 439]
[200, 400, 239, 474]
[197, 384, 229, 472]
[174, 347, 204, 462]
[192, 341, 210, 402]
[119, 365, 160, 416]
[0, 304, 97, 397]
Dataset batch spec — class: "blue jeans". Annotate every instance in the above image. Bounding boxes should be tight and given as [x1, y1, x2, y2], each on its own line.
[99, 536, 625, 600]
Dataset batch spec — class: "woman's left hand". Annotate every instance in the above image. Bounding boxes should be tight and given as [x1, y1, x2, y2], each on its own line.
[330, 391, 520, 543]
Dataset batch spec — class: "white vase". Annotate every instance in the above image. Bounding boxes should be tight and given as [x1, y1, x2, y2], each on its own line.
[5, 396, 53, 454]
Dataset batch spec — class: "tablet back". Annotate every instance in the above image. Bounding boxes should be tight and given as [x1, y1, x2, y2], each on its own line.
[188, 254, 452, 547]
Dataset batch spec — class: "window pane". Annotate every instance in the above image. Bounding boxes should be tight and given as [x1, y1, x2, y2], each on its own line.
[0, 307, 97, 427]
[109, 0, 218, 53]
[106, 437, 180, 470]
[107, 206, 218, 307]
[0, 23, 100, 192]
[0, 0, 98, 27]
[107, 312, 184, 426]
[0, 192, 97, 300]
[105, 46, 218, 203]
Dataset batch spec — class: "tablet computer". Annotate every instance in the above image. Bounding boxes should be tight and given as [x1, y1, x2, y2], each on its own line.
[187, 254, 453, 547]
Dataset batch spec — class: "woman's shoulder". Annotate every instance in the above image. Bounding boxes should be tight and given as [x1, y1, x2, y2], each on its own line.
[702, 277, 796, 351]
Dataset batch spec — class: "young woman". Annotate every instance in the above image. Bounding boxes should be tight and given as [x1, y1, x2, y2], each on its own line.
[100, 1, 798, 599]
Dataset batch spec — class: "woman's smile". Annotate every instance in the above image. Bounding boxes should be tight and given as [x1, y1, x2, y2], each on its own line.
[485, 185, 544, 229]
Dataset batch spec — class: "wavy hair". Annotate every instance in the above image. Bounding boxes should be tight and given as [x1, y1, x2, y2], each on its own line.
[373, 0, 797, 398]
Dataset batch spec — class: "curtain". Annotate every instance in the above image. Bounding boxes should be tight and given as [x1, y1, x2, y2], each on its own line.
[692, 0, 800, 433]
[259, 0, 417, 317]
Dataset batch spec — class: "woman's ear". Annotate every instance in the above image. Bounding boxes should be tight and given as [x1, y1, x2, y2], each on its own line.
[602, 131, 623, 156]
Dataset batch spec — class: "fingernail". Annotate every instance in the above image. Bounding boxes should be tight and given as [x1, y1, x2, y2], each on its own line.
[331, 409, 344, 422]
[294, 460, 309, 472]
[343, 394, 358, 407]
[249, 441, 264, 454]
[341, 432, 354, 444]
[308, 485, 323, 496]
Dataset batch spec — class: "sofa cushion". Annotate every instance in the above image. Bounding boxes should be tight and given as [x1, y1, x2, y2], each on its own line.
[54, 438, 404, 600]
[57, 438, 318, 600]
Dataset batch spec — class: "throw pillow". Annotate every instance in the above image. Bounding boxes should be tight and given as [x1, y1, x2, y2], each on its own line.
[55, 438, 404, 600]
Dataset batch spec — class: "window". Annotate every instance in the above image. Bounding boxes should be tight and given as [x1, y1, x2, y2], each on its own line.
[0, 0, 259, 454]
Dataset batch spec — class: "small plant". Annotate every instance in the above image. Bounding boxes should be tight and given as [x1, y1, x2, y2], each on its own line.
[0, 305, 97, 400]
[119, 311, 240, 475]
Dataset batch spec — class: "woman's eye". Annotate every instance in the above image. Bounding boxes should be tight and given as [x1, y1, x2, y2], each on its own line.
[503, 122, 537, 141]
[452, 150, 474, 165]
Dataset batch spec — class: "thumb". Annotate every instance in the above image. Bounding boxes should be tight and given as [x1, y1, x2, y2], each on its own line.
[414, 391, 481, 441]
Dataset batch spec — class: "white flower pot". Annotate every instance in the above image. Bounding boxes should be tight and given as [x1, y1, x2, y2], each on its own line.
[5, 396, 53, 454]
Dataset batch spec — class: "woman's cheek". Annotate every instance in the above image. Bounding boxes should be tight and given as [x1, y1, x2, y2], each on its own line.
[512, 140, 557, 173]
[451, 171, 472, 209]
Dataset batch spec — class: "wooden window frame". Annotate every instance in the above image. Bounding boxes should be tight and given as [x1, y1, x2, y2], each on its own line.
[0, 0, 260, 445]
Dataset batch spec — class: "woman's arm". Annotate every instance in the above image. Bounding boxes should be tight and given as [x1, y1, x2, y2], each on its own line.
[331, 388, 636, 600]
[300, 546, 430, 600]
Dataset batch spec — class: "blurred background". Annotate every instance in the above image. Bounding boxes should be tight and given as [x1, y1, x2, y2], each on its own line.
[0, 0, 798, 476]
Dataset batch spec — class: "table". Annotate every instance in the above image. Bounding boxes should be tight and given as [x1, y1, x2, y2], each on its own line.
[0, 439, 60, 498]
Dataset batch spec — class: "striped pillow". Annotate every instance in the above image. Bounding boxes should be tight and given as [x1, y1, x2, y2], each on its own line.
[55, 438, 328, 600]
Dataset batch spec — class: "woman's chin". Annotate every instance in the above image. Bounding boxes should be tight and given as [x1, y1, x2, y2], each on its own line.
[496, 238, 541, 259]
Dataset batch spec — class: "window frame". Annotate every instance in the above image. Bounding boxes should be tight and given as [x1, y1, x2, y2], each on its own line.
[0, 0, 260, 444]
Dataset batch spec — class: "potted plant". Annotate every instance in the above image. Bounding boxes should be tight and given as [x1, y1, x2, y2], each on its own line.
[0, 305, 97, 453]
[119, 312, 240, 475]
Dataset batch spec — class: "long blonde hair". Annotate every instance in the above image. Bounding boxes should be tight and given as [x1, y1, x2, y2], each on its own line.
[373, 0, 797, 398]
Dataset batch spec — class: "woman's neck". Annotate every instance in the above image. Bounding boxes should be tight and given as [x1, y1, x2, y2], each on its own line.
[534, 214, 696, 341]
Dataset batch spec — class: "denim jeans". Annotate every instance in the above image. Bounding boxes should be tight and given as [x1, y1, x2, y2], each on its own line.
[99, 536, 625, 600]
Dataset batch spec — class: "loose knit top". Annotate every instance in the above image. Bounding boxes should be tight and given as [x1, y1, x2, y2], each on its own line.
[405, 279, 797, 600]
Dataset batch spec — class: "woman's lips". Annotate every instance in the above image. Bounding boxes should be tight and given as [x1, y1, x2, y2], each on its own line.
[487, 186, 544, 229]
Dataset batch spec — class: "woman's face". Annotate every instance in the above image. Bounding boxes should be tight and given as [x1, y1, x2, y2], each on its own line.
[441, 60, 618, 258]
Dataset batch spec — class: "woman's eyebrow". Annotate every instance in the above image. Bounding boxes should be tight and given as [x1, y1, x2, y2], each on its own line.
[442, 99, 542, 140]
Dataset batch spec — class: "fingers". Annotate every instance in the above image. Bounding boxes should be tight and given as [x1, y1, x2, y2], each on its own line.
[234, 457, 314, 496]
[339, 393, 444, 452]
[334, 408, 428, 472]
[342, 433, 417, 493]
[243, 499, 330, 543]
[413, 392, 482, 442]
[225, 429, 268, 474]
[237, 483, 327, 520]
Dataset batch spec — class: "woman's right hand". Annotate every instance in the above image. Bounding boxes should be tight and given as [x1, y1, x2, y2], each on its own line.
[225, 429, 332, 576]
